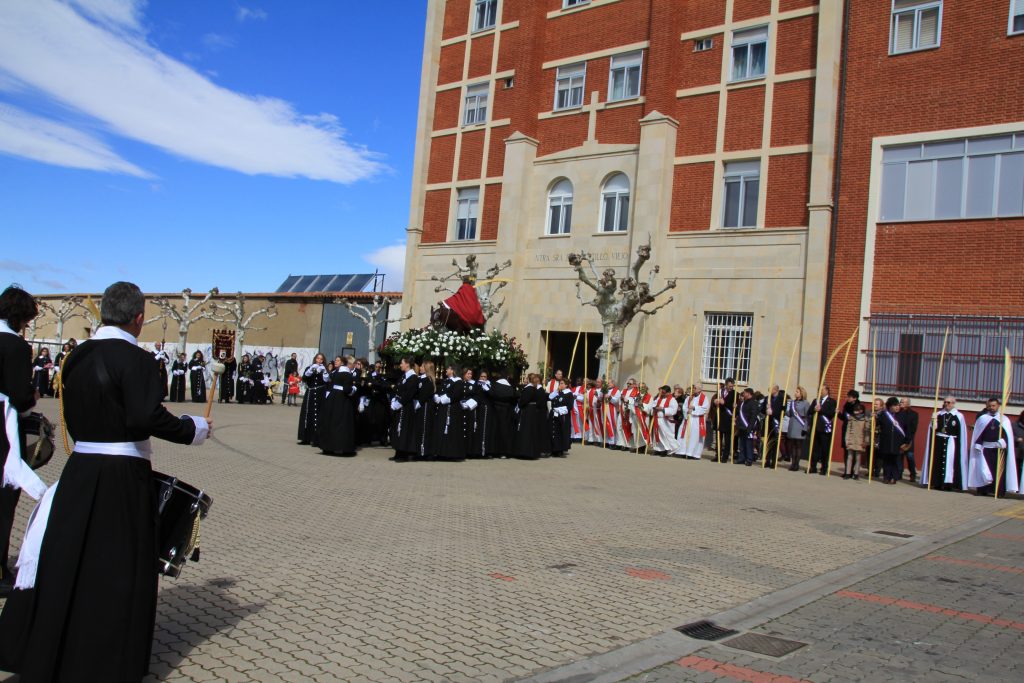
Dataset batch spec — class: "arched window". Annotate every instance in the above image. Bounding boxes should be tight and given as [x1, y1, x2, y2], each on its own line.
[600, 173, 630, 232]
[547, 179, 573, 235]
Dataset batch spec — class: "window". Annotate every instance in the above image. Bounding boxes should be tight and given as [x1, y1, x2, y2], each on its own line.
[608, 51, 642, 102]
[730, 26, 767, 82]
[702, 313, 753, 384]
[455, 188, 479, 241]
[866, 315, 1024, 402]
[547, 179, 573, 235]
[600, 173, 630, 232]
[1012, 0, 1024, 35]
[473, 0, 496, 32]
[694, 38, 713, 52]
[722, 161, 760, 228]
[463, 83, 488, 125]
[890, 0, 941, 54]
[554, 63, 585, 110]
[880, 132, 1024, 221]
[564, 0, 590, 7]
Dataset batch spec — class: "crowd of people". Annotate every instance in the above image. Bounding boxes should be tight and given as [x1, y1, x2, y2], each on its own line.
[157, 346, 302, 406]
[287, 355, 1022, 495]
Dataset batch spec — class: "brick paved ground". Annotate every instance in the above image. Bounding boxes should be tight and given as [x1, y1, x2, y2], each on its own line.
[628, 515, 1024, 683]
[1, 400, 1018, 682]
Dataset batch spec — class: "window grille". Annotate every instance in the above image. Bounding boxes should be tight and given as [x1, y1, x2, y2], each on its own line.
[702, 313, 753, 384]
[864, 315, 1024, 403]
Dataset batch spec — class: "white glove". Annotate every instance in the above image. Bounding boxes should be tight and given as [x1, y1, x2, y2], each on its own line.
[437, 395, 451, 405]
[549, 391, 558, 400]
[463, 399, 478, 410]
[576, 394, 584, 403]
[414, 400, 421, 411]
[997, 438, 1007, 449]
[555, 406, 568, 416]
[390, 399, 402, 411]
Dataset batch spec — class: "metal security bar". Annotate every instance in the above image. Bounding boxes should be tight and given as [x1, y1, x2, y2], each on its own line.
[702, 313, 753, 384]
[863, 315, 1024, 403]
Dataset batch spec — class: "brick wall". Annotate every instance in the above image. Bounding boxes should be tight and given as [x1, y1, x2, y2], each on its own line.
[677, 92, 720, 156]
[670, 163, 715, 230]
[422, 189, 452, 244]
[765, 153, 811, 228]
[724, 86, 765, 152]
[481, 184, 502, 241]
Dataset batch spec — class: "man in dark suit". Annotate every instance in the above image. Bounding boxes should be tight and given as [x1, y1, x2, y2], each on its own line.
[809, 384, 837, 475]
[898, 398, 919, 481]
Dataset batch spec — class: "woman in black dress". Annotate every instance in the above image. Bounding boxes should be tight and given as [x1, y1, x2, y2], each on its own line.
[365, 361, 391, 446]
[236, 353, 251, 403]
[432, 365, 466, 461]
[486, 372, 516, 458]
[473, 370, 494, 458]
[32, 347, 53, 397]
[168, 353, 187, 402]
[187, 350, 206, 403]
[461, 368, 483, 458]
[549, 379, 573, 457]
[413, 360, 436, 460]
[297, 353, 329, 446]
[514, 373, 547, 459]
[319, 356, 357, 456]
[219, 355, 236, 403]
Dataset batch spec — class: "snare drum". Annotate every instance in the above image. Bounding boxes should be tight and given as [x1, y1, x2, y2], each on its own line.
[152, 471, 213, 578]
[19, 412, 55, 470]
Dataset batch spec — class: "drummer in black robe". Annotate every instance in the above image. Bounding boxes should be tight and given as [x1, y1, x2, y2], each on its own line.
[236, 353, 251, 403]
[168, 353, 187, 402]
[432, 365, 466, 462]
[319, 356, 358, 456]
[412, 361, 437, 460]
[187, 350, 207, 403]
[390, 356, 419, 460]
[152, 342, 169, 399]
[31, 347, 53, 397]
[461, 368, 482, 458]
[297, 353, 329, 445]
[548, 379, 574, 457]
[514, 373, 547, 459]
[486, 373, 516, 458]
[218, 354, 236, 403]
[0, 281, 210, 683]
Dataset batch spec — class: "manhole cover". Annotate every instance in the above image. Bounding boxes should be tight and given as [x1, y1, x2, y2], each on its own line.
[873, 530, 914, 538]
[723, 632, 807, 658]
[675, 620, 738, 641]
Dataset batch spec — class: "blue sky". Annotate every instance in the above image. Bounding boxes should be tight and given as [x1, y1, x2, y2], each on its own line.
[0, 0, 425, 294]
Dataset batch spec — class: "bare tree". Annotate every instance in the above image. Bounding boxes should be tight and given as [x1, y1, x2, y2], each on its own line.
[37, 296, 83, 345]
[344, 295, 411, 362]
[148, 288, 220, 354]
[431, 255, 513, 322]
[73, 297, 102, 337]
[568, 237, 676, 382]
[209, 292, 278, 358]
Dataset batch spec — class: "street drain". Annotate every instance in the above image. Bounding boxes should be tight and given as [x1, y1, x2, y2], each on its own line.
[548, 563, 578, 572]
[723, 632, 806, 658]
[873, 530, 914, 538]
[675, 620, 738, 641]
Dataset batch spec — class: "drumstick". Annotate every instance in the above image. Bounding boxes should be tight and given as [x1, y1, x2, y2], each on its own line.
[206, 361, 226, 420]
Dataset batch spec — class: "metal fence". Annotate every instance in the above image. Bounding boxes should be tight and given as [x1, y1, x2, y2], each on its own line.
[863, 315, 1024, 403]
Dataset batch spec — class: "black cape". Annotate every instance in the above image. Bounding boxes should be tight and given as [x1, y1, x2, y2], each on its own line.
[319, 370, 356, 455]
[297, 365, 329, 445]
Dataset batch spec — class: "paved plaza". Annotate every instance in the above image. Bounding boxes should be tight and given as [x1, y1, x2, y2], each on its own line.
[2, 400, 1021, 682]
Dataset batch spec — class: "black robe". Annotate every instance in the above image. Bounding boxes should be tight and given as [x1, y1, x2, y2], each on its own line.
[432, 377, 466, 461]
[472, 381, 495, 458]
[514, 384, 547, 459]
[297, 365, 329, 445]
[929, 411, 963, 489]
[0, 330, 36, 586]
[462, 381, 483, 457]
[487, 380, 516, 457]
[219, 358, 236, 402]
[188, 359, 206, 403]
[549, 389, 574, 455]
[0, 333, 199, 682]
[319, 370, 356, 455]
[390, 371, 419, 455]
[249, 359, 266, 404]
[413, 375, 436, 459]
[153, 350, 169, 399]
[365, 372, 391, 446]
[236, 360, 251, 403]
[31, 354, 52, 396]
[168, 360, 187, 402]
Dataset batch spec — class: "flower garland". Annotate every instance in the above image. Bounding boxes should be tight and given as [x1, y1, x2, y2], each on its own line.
[379, 327, 528, 376]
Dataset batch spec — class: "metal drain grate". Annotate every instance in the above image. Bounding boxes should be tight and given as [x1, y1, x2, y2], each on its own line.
[675, 620, 739, 641]
[723, 633, 807, 658]
[873, 530, 914, 538]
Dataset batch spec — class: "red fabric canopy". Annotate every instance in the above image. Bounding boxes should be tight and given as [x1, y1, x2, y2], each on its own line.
[440, 283, 485, 331]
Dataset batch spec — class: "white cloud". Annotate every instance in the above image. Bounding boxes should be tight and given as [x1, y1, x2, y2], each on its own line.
[0, 103, 151, 177]
[201, 32, 235, 51]
[363, 241, 406, 291]
[0, 1, 383, 184]
[237, 6, 268, 22]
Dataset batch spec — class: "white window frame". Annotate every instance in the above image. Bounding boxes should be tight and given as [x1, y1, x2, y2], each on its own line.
[563, 0, 590, 8]
[889, 0, 943, 55]
[729, 26, 768, 83]
[547, 179, 573, 236]
[463, 83, 488, 126]
[722, 161, 761, 229]
[1011, 0, 1024, 35]
[607, 51, 643, 102]
[473, 0, 497, 32]
[455, 187, 479, 241]
[694, 38, 713, 52]
[599, 173, 630, 233]
[879, 132, 1024, 221]
[554, 63, 586, 111]
[702, 313, 754, 384]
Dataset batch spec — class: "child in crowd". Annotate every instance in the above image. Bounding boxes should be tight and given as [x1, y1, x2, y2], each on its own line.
[843, 401, 870, 480]
[286, 372, 300, 406]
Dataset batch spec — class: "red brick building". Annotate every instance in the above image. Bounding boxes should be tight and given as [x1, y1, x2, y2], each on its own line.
[403, 0, 1022, 432]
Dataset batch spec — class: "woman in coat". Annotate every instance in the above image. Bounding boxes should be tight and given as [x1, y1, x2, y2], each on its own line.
[486, 372, 516, 458]
[31, 347, 53, 397]
[786, 386, 811, 471]
[297, 353, 329, 446]
[319, 356, 357, 456]
[413, 361, 437, 460]
[432, 365, 466, 461]
[187, 350, 207, 403]
[514, 373, 547, 459]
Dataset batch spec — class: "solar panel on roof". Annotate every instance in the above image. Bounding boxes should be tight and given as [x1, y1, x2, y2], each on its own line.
[274, 273, 376, 293]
